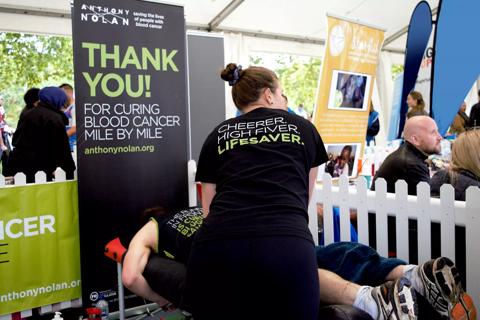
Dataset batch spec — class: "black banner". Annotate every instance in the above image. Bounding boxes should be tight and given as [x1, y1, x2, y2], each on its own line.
[72, 0, 188, 308]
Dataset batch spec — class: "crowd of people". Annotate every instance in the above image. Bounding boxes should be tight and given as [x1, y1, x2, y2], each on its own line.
[0, 84, 76, 182]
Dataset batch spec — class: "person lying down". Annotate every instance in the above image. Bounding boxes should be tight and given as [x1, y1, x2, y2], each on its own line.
[112, 207, 476, 320]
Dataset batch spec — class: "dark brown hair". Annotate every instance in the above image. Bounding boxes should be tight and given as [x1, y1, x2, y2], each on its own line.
[408, 91, 425, 111]
[139, 206, 167, 226]
[59, 83, 73, 91]
[221, 63, 278, 110]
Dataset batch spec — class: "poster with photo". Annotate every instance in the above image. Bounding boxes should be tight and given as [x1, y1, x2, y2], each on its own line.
[313, 15, 384, 180]
[324, 143, 361, 178]
[328, 70, 372, 111]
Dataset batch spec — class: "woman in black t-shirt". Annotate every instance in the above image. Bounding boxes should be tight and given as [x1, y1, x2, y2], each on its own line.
[183, 64, 328, 319]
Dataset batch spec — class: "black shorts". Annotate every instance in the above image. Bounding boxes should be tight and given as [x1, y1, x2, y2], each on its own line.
[183, 236, 319, 319]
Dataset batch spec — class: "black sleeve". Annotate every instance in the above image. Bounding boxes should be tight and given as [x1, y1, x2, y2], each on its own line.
[310, 123, 328, 168]
[367, 118, 380, 136]
[463, 115, 471, 130]
[11, 118, 25, 147]
[430, 170, 448, 199]
[405, 162, 430, 195]
[53, 120, 76, 179]
[195, 130, 219, 183]
[59, 127, 75, 180]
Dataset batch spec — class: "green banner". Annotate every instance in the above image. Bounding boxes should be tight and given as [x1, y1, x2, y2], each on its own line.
[0, 181, 81, 316]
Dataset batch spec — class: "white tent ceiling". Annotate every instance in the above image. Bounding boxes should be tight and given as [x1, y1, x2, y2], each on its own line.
[0, 0, 438, 55]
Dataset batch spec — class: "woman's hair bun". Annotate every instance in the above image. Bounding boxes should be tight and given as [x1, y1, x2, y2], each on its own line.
[221, 63, 243, 86]
[221, 63, 238, 82]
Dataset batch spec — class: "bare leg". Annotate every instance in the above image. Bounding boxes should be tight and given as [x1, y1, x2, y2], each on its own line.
[318, 268, 361, 305]
[319, 268, 380, 319]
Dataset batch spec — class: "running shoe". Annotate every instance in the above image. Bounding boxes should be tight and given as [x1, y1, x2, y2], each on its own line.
[372, 277, 418, 319]
[419, 257, 477, 320]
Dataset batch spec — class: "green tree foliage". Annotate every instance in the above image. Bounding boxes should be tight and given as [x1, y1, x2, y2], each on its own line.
[391, 64, 404, 80]
[276, 57, 321, 116]
[0, 32, 74, 126]
[249, 53, 321, 116]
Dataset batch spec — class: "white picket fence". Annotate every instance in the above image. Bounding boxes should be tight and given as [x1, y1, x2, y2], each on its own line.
[0, 169, 81, 320]
[308, 173, 480, 308]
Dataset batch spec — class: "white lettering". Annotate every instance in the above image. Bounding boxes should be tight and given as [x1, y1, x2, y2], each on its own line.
[24, 217, 39, 237]
[40, 215, 56, 234]
[6, 219, 22, 239]
[0, 215, 56, 240]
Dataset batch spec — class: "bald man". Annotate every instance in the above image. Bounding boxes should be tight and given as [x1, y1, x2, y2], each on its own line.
[372, 116, 442, 195]
[371, 116, 442, 265]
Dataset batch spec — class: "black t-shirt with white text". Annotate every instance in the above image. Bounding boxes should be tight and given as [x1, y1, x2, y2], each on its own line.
[195, 108, 328, 243]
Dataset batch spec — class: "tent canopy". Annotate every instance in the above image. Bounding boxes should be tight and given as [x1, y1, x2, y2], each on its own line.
[0, 0, 438, 55]
[0, 0, 444, 139]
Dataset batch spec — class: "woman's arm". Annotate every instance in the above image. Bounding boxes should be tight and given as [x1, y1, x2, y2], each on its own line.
[309, 166, 319, 204]
[201, 183, 216, 218]
[122, 221, 169, 305]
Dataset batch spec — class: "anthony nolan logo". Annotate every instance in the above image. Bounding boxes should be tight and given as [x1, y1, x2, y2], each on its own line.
[80, 4, 130, 26]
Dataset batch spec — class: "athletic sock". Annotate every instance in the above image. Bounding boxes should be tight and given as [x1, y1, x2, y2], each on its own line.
[402, 264, 424, 295]
[353, 286, 378, 319]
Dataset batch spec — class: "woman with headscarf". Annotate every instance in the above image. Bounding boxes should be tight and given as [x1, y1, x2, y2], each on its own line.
[4, 87, 75, 183]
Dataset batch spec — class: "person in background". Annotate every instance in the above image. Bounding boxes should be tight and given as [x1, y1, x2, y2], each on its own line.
[3, 87, 75, 183]
[372, 116, 441, 195]
[59, 83, 76, 152]
[19, 87, 40, 122]
[296, 102, 309, 119]
[366, 102, 380, 145]
[430, 129, 479, 311]
[468, 90, 480, 128]
[406, 91, 428, 119]
[372, 116, 442, 266]
[0, 96, 8, 159]
[281, 94, 298, 114]
[449, 102, 470, 134]
[431, 130, 480, 201]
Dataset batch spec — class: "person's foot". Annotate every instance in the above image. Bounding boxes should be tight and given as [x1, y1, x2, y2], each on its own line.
[371, 277, 418, 319]
[419, 257, 477, 320]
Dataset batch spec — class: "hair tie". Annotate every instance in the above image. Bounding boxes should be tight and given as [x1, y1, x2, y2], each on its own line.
[229, 65, 243, 86]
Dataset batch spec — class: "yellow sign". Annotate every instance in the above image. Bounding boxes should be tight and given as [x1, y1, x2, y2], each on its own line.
[314, 15, 384, 178]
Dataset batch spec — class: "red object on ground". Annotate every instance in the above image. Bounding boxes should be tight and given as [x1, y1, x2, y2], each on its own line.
[86, 307, 102, 319]
[104, 237, 127, 263]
